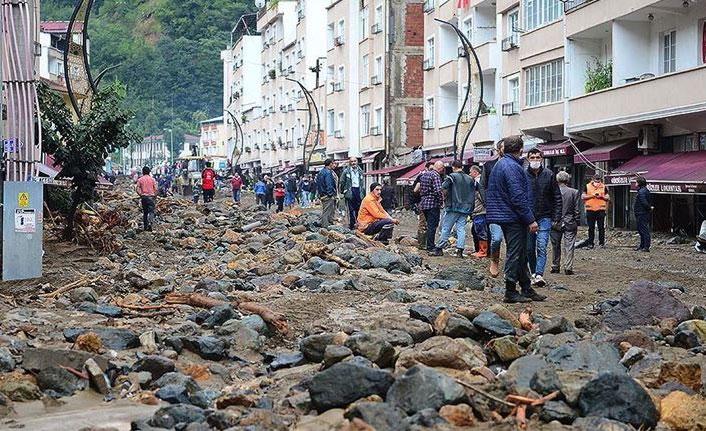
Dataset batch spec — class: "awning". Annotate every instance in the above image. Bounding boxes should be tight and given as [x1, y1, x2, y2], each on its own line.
[438, 150, 474, 165]
[365, 163, 416, 176]
[37, 162, 60, 178]
[272, 166, 298, 179]
[397, 161, 431, 186]
[574, 141, 638, 164]
[362, 151, 382, 163]
[606, 150, 706, 194]
[537, 140, 592, 158]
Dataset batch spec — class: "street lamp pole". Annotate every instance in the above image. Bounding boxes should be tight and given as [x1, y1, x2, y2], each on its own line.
[164, 128, 174, 165]
[434, 18, 484, 162]
[224, 109, 244, 170]
[285, 77, 320, 172]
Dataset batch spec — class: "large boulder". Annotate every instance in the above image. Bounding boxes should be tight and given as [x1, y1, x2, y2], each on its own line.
[545, 341, 625, 374]
[63, 327, 140, 350]
[300, 332, 343, 363]
[472, 312, 515, 337]
[603, 280, 691, 331]
[577, 372, 658, 429]
[502, 355, 552, 394]
[369, 250, 411, 273]
[435, 266, 485, 291]
[344, 332, 395, 367]
[674, 319, 706, 348]
[395, 336, 486, 372]
[308, 362, 394, 412]
[344, 402, 407, 430]
[387, 365, 466, 415]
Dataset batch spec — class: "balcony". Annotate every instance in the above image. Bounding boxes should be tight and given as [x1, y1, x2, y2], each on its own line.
[333, 81, 345, 92]
[564, 0, 596, 13]
[501, 34, 519, 51]
[568, 65, 706, 134]
[370, 126, 381, 136]
[565, 0, 658, 37]
[371, 75, 382, 85]
[438, 60, 457, 86]
[502, 101, 519, 116]
[474, 40, 498, 71]
[423, 0, 434, 13]
[371, 23, 381, 34]
[422, 119, 434, 130]
[467, 113, 500, 144]
[334, 130, 343, 138]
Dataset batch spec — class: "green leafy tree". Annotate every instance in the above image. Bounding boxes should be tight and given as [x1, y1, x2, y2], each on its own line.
[38, 82, 140, 238]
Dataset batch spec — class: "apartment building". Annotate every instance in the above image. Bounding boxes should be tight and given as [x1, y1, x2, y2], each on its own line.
[421, 0, 706, 234]
[130, 135, 171, 169]
[222, 0, 424, 179]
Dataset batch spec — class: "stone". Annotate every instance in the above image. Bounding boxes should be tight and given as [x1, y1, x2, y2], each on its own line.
[539, 400, 578, 425]
[0, 348, 15, 372]
[387, 365, 465, 415]
[323, 345, 353, 368]
[603, 280, 692, 331]
[139, 331, 159, 354]
[293, 408, 346, 431]
[409, 304, 442, 324]
[674, 319, 706, 348]
[283, 249, 304, 264]
[369, 250, 411, 273]
[383, 289, 414, 303]
[294, 276, 325, 291]
[692, 305, 706, 321]
[660, 390, 706, 431]
[316, 261, 341, 276]
[396, 336, 487, 372]
[530, 333, 581, 356]
[69, 287, 98, 303]
[149, 404, 207, 429]
[155, 385, 208, 408]
[369, 329, 414, 347]
[655, 357, 706, 393]
[124, 269, 167, 289]
[63, 327, 140, 350]
[472, 312, 515, 336]
[133, 355, 175, 380]
[423, 279, 460, 290]
[444, 314, 481, 339]
[300, 333, 338, 362]
[530, 366, 561, 395]
[308, 362, 394, 412]
[435, 266, 485, 291]
[37, 366, 84, 396]
[84, 358, 111, 395]
[438, 403, 476, 426]
[344, 402, 407, 431]
[182, 336, 226, 361]
[0, 380, 42, 401]
[572, 417, 634, 431]
[619, 346, 646, 368]
[607, 329, 658, 352]
[486, 304, 522, 328]
[269, 352, 306, 371]
[344, 332, 395, 368]
[203, 304, 237, 328]
[405, 408, 448, 428]
[502, 355, 551, 394]
[545, 341, 625, 374]
[320, 279, 365, 292]
[574, 315, 602, 332]
[577, 372, 658, 428]
[152, 372, 201, 393]
[539, 316, 574, 335]
[489, 336, 525, 362]
[93, 304, 123, 318]
[557, 370, 598, 406]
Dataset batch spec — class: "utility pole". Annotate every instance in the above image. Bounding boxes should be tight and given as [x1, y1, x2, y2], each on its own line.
[164, 128, 174, 164]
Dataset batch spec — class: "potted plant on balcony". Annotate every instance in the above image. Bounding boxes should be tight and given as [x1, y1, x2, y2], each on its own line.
[241, 114, 247, 123]
[269, 69, 276, 80]
[585, 58, 612, 93]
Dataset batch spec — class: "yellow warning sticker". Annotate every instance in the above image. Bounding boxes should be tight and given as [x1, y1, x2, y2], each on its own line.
[18, 192, 29, 208]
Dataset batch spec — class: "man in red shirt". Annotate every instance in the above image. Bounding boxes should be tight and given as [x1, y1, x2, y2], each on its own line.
[136, 166, 158, 231]
[230, 172, 243, 204]
[201, 162, 216, 203]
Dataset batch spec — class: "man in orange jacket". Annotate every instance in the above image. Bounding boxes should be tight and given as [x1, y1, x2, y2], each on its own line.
[357, 182, 399, 244]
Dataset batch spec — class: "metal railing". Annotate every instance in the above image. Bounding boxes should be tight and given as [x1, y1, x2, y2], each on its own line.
[502, 101, 519, 116]
[501, 33, 519, 51]
[564, 0, 595, 12]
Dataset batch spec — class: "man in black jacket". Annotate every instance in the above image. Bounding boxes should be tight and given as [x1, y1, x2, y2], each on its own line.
[634, 176, 653, 252]
[525, 148, 562, 287]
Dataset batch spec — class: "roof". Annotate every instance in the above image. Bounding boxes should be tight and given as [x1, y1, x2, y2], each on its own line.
[574, 141, 638, 164]
[607, 151, 706, 194]
[41, 21, 84, 34]
[200, 116, 224, 126]
[143, 134, 165, 143]
[365, 162, 416, 176]
[183, 134, 201, 143]
[231, 14, 259, 44]
[397, 161, 430, 185]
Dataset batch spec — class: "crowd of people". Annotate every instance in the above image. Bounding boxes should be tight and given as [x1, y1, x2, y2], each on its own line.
[134, 135, 657, 304]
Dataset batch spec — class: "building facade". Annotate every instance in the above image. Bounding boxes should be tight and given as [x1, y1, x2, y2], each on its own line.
[199, 116, 228, 159]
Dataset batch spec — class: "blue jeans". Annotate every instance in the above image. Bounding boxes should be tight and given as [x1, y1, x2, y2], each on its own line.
[285, 191, 295, 206]
[436, 211, 468, 250]
[527, 217, 552, 276]
[489, 223, 504, 254]
[473, 215, 488, 241]
[232, 189, 241, 202]
[637, 213, 651, 250]
[301, 191, 310, 208]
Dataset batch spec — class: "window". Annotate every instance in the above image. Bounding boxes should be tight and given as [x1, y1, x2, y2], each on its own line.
[426, 37, 435, 67]
[337, 112, 345, 135]
[337, 20, 345, 40]
[462, 17, 472, 43]
[327, 24, 335, 50]
[361, 104, 371, 136]
[663, 30, 676, 74]
[375, 4, 383, 26]
[361, 55, 369, 87]
[360, 7, 369, 40]
[524, 58, 563, 107]
[374, 56, 383, 80]
[374, 107, 383, 130]
[337, 65, 345, 86]
[425, 97, 435, 125]
[327, 110, 335, 136]
[327, 65, 335, 93]
[524, 0, 562, 31]
[509, 77, 519, 104]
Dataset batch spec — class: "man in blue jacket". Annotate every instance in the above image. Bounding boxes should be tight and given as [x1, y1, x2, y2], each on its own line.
[634, 176, 653, 252]
[487, 135, 546, 304]
[316, 159, 337, 228]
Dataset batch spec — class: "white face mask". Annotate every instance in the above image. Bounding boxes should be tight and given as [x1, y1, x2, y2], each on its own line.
[529, 161, 542, 170]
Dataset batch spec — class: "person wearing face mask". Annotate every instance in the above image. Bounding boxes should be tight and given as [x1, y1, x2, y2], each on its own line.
[578, 174, 610, 249]
[525, 148, 562, 288]
[469, 165, 488, 257]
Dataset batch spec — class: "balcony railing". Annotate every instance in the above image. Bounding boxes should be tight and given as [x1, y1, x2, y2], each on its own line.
[371, 23, 381, 34]
[422, 119, 434, 130]
[423, 58, 434, 70]
[564, 0, 596, 12]
[501, 34, 519, 51]
[334, 36, 344, 46]
[370, 126, 381, 136]
[371, 75, 381, 85]
[334, 130, 343, 138]
[502, 101, 519, 116]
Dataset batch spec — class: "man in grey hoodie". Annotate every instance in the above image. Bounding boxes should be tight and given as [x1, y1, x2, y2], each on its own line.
[432, 160, 475, 257]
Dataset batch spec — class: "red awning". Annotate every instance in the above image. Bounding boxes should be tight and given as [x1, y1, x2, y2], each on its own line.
[397, 161, 432, 185]
[606, 151, 706, 194]
[365, 163, 415, 176]
[538, 140, 592, 158]
[273, 166, 298, 179]
[438, 150, 474, 165]
[362, 151, 382, 163]
[574, 141, 638, 164]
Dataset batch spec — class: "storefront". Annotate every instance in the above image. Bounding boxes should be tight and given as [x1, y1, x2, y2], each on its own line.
[537, 141, 593, 191]
[365, 162, 419, 209]
[606, 150, 706, 236]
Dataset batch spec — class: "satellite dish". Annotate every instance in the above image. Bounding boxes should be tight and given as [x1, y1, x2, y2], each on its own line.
[255, 0, 265, 8]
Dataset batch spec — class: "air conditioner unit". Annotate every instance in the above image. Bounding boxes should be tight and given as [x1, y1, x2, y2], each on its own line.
[288, 104, 294, 112]
[333, 82, 344, 92]
[334, 130, 343, 138]
[371, 23, 381, 34]
[245, 146, 252, 153]
[371, 75, 381, 85]
[334, 36, 344, 46]
[458, 46, 467, 58]
[297, 50, 303, 59]
[297, 8, 304, 20]
[637, 125, 660, 151]
[280, 105, 286, 112]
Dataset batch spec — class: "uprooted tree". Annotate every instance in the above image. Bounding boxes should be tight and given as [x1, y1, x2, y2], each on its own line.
[38, 81, 139, 239]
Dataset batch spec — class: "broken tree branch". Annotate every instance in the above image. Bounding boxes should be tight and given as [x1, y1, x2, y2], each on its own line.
[41, 276, 101, 299]
[165, 292, 226, 309]
[456, 379, 516, 408]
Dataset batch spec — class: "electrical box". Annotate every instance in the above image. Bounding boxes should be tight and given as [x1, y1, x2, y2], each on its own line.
[3, 181, 44, 281]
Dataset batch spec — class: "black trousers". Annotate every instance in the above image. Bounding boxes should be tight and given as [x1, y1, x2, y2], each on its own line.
[141, 196, 156, 230]
[364, 219, 394, 236]
[586, 210, 606, 246]
[203, 188, 215, 203]
[500, 223, 532, 292]
[276, 197, 284, 213]
[636, 213, 651, 250]
[347, 188, 362, 229]
[423, 208, 441, 250]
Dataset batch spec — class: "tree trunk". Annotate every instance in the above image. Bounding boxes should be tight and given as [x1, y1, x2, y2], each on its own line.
[64, 191, 80, 240]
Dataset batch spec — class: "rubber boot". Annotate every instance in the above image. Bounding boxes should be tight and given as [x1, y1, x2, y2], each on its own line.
[489, 250, 500, 278]
[472, 240, 488, 258]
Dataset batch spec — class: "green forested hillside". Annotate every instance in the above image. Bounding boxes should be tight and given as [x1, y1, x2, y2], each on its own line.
[41, 0, 254, 140]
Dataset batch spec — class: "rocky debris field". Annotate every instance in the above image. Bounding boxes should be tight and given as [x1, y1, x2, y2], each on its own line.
[0, 188, 705, 431]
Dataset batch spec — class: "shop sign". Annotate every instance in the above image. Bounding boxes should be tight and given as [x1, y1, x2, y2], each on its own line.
[606, 175, 632, 186]
[474, 147, 495, 162]
[542, 147, 569, 157]
[644, 182, 706, 194]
